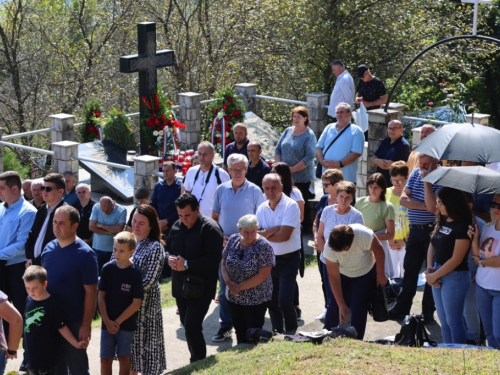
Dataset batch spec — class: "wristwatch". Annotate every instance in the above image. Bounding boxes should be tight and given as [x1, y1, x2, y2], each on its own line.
[184, 260, 189, 270]
[339, 160, 344, 168]
[479, 260, 485, 268]
[7, 349, 16, 355]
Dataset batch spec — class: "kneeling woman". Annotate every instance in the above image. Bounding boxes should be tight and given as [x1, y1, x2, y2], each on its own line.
[221, 215, 275, 344]
[324, 224, 388, 340]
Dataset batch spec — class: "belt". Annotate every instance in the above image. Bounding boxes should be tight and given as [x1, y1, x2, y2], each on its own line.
[409, 223, 434, 230]
[275, 249, 300, 258]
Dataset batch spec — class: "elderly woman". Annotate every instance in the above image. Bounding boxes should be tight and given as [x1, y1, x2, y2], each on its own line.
[324, 224, 388, 340]
[317, 181, 364, 326]
[129, 205, 166, 375]
[275, 106, 317, 220]
[221, 214, 275, 344]
[355, 173, 395, 278]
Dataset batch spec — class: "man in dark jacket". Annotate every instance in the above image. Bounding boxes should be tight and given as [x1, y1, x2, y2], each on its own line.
[167, 193, 223, 363]
[25, 173, 67, 265]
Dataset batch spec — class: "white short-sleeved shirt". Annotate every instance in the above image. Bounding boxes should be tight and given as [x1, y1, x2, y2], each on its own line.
[183, 165, 230, 217]
[256, 194, 301, 256]
[323, 223, 375, 277]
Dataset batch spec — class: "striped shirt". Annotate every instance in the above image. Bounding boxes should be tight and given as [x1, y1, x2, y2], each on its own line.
[405, 168, 442, 225]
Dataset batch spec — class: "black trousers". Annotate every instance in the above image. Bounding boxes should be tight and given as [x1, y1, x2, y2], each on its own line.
[227, 301, 268, 344]
[393, 225, 435, 316]
[176, 295, 213, 363]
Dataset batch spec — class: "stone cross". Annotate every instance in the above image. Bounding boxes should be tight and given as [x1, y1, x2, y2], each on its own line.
[120, 22, 175, 155]
[461, 0, 493, 36]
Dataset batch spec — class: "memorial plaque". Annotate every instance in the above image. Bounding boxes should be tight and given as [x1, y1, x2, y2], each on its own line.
[78, 140, 134, 202]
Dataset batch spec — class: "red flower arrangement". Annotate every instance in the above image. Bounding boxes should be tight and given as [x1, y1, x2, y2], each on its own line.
[141, 85, 187, 154]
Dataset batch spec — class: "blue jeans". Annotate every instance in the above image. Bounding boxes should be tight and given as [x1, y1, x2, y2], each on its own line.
[93, 250, 112, 276]
[476, 284, 500, 349]
[432, 266, 470, 344]
[0, 352, 5, 375]
[269, 251, 300, 334]
[322, 262, 334, 309]
[217, 266, 232, 330]
[323, 265, 376, 340]
[463, 280, 480, 342]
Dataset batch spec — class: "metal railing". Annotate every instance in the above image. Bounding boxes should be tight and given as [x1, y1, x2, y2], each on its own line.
[400, 116, 452, 126]
[251, 94, 307, 106]
[152, 171, 162, 177]
[200, 99, 217, 105]
[3, 127, 56, 140]
[0, 141, 54, 155]
[70, 155, 134, 170]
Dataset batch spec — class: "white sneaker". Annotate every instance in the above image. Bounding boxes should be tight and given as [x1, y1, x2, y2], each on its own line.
[315, 309, 327, 320]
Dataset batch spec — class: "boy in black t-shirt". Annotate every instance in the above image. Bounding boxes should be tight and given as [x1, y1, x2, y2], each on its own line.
[22, 266, 87, 374]
[98, 231, 143, 375]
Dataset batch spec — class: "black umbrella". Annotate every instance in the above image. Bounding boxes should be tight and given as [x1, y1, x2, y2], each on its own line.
[412, 123, 500, 163]
[422, 166, 500, 194]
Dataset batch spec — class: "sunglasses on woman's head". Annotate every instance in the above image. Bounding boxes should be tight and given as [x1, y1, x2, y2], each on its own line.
[490, 202, 500, 209]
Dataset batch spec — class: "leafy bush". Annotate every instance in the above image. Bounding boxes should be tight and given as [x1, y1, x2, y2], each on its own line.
[102, 107, 136, 151]
[3, 149, 29, 179]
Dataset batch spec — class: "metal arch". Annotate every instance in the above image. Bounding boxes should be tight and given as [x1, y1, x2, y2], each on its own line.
[384, 34, 500, 112]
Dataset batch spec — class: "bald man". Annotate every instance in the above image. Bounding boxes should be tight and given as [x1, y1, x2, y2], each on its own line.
[89, 196, 126, 274]
[22, 179, 33, 201]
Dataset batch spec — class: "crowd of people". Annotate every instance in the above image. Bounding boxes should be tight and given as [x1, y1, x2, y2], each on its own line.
[0, 60, 499, 375]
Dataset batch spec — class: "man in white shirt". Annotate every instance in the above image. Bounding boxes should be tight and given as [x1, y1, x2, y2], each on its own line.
[183, 141, 230, 217]
[327, 60, 355, 120]
[256, 173, 301, 334]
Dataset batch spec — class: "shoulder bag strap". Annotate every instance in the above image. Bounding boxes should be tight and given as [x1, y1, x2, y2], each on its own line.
[322, 123, 351, 157]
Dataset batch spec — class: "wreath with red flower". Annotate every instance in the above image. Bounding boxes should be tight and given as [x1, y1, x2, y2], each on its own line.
[141, 85, 187, 155]
[204, 86, 246, 154]
[80, 99, 104, 143]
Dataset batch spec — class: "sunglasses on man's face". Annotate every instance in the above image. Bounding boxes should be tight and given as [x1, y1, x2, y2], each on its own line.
[41, 186, 56, 192]
[490, 202, 500, 210]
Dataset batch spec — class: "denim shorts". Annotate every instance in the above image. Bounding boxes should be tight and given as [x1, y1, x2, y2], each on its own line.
[100, 329, 135, 358]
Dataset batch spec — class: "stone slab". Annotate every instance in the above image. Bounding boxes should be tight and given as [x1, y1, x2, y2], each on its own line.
[244, 111, 281, 161]
[78, 140, 134, 202]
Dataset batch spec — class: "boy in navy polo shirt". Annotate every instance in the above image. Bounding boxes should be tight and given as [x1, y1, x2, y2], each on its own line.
[98, 232, 143, 375]
[22, 266, 88, 375]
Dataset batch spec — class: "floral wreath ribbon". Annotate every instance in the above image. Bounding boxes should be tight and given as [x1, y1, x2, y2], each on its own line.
[162, 111, 182, 156]
[209, 111, 226, 157]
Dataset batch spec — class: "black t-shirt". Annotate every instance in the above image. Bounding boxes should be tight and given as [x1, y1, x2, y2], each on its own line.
[431, 220, 471, 271]
[98, 261, 144, 331]
[73, 199, 96, 241]
[356, 77, 387, 109]
[24, 295, 65, 369]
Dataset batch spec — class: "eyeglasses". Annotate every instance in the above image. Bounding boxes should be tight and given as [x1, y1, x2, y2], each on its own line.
[41, 186, 56, 192]
[490, 202, 500, 209]
[229, 168, 246, 174]
[388, 127, 402, 131]
[322, 183, 332, 188]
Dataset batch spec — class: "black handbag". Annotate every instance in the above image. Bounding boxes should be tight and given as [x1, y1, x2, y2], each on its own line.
[394, 314, 437, 347]
[315, 123, 351, 178]
[181, 274, 206, 299]
[369, 285, 389, 322]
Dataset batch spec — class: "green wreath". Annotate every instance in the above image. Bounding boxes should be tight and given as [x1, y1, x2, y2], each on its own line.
[102, 108, 136, 151]
[79, 99, 103, 143]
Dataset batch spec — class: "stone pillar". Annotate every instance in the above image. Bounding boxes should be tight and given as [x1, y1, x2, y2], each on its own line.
[52, 141, 79, 175]
[178, 92, 201, 151]
[0, 128, 3, 174]
[411, 127, 422, 147]
[50, 114, 75, 143]
[465, 113, 490, 125]
[306, 93, 329, 137]
[367, 109, 399, 176]
[234, 83, 257, 113]
[384, 102, 405, 117]
[134, 155, 160, 197]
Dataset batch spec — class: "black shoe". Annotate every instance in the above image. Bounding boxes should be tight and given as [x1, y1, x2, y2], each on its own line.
[296, 307, 302, 321]
[212, 327, 233, 342]
[388, 306, 408, 320]
[19, 363, 28, 372]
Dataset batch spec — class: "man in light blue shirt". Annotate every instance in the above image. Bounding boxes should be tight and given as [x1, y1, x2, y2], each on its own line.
[211, 154, 265, 342]
[316, 102, 364, 184]
[0, 171, 37, 369]
[327, 60, 355, 119]
[89, 196, 127, 275]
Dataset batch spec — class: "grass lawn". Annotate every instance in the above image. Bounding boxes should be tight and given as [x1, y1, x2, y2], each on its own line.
[170, 338, 500, 375]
